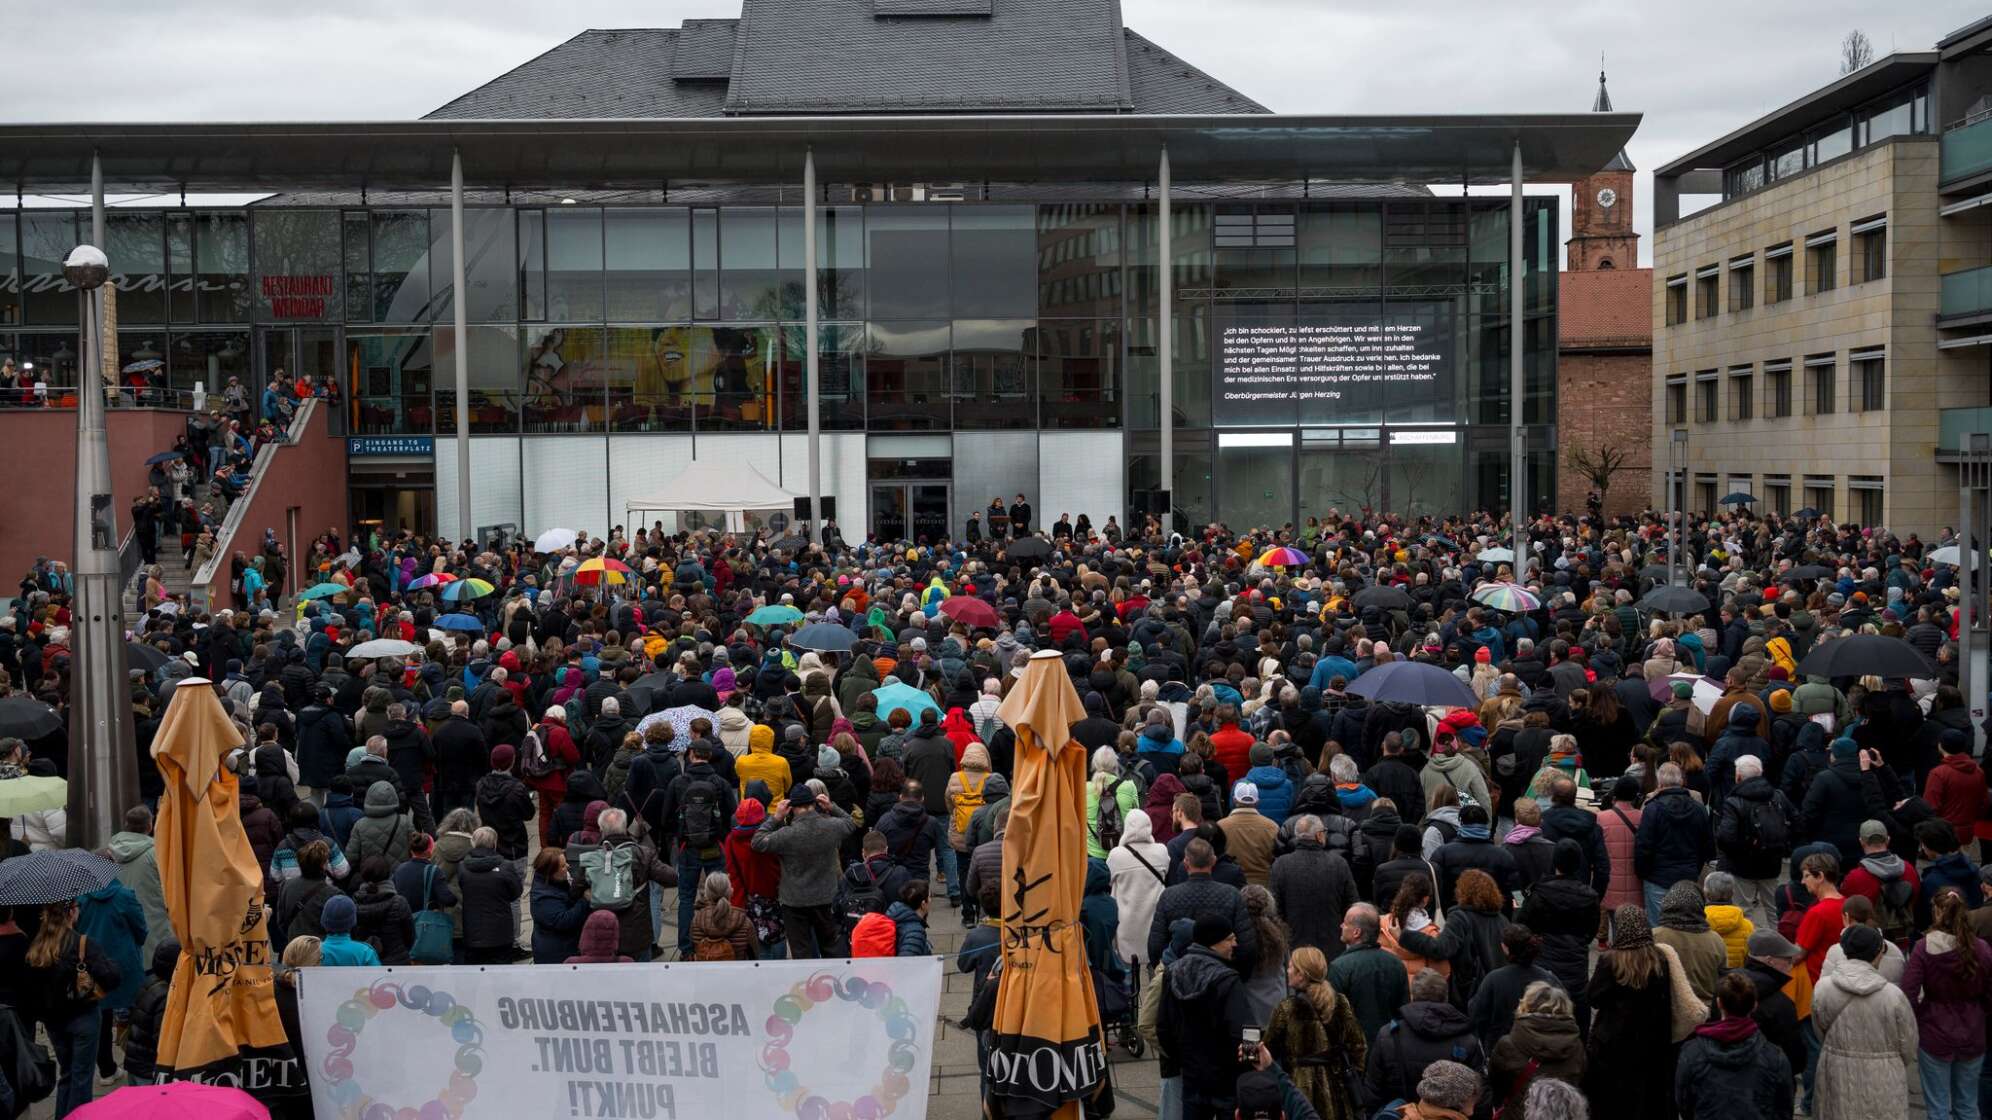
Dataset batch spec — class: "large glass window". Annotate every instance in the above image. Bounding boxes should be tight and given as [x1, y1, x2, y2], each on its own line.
[113, 334, 170, 404]
[455, 209, 519, 323]
[604, 325, 693, 433]
[866, 320, 949, 429]
[1388, 435, 1462, 518]
[777, 324, 865, 431]
[1038, 319, 1119, 430]
[433, 324, 521, 434]
[951, 318, 1034, 429]
[369, 211, 430, 323]
[1127, 444, 1213, 532]
[198, 214, 253, 324]
[545, 207, 603, 322]
[518, 210, 545, 321]
[777, 206, 865, 320]
[1129, 203, 1211, 319]
[0, 332, 81, 394]
[1219, 438, 1294, 530]
[169, 330, 250, 395]
[1213, 205, 1296, 291]
[693, 325, 779, 431]
[166, 213, 196, 324]
[1126, 307, 1210, 429]
[342, 213, 370, 324]
[951, 205, 1035, 318]
[867, 208, 950, 319]
[691, 209, 718, 319]
[346, 331, 432, 435]
[0, 215, 18, 326]
[107, 213, 167, 324]
[1038, 204, 1121, 319]
[22, 212, 78, 326]
[604, 209, 690, 322]
[1299, 204, 1382, 293]
[718, 208, 781, 320]
[1387, 202, 1467, 293]
[523, 326, 605, 433]
[253, 210, 341, 323]
[1298, 439, 1384, 523]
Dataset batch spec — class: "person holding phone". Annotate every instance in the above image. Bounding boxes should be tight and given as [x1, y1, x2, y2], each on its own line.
[1157, 913, 1253, 1120]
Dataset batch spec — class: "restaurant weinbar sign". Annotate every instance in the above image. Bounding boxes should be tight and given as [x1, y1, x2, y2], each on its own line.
[260, 274, 336, 318]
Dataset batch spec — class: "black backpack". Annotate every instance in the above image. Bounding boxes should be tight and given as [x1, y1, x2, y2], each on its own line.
[1094, 778, 1129, 851]
[1738, 794, 1792, 859]
[679, 777, 727, 849]
[843, 860, 888, 922]
[1875, 875, 1916, 943]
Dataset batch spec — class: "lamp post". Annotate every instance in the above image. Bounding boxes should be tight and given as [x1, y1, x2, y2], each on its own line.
[64, 244, 138, 852]
[1964, 432, 1990, 752]
[1669, 428, 1689, 587]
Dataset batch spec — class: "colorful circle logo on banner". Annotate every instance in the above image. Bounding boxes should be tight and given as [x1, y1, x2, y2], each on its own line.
[320, 979, 485, 1119]
[759, 971, 921, 1119]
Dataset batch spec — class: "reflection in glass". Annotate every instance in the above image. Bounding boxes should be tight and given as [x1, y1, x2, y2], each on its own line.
[1129, 204, 1211, 319]
[1037, 319, 1119, 430]
[0, 215, 18, 325]
[169, 330, 251, 396]
[1213, 205, 1296, 291]
[1126, 309, 1210, 429]
[253, 210, 342, 323]
[605, 209, 689, 321]
[604, 326, 692, 433]
[692, 210, 718, 319]
[1038, 204, 1121, 318]
[1299, 443, 1384, 522]
[867, 321, 949, 430]
[459, 209, 519, 323]
[776, 206, 865, 319]
[434, 324, 521, 434]
[951, 206, 1035, 318]
[0, 332, 80, 394]
[1220, 442, 1293, 530]
[1386, 201, 1466, 293]
[776, 324, 865, 430]
[1127, 449, 1212, 532]
[719, 209, 781, 320]
[166, 214, 196, 324]
[523, 326, 605, 433]
[21, 213, 77, 326]
[115, 333, 170, 405]
[346, 332, 432, 435]
[951, 319, 1033, 429]
[343, 212, 370, 324]
[867, 208, 949, 319]
[692, 325, 779, 431]
[518, 210, 545, 321]
[107, 212, 167, 324]
[1299, 204, 1382, 293]
[370, 211, 430, 323]
[1388, 438, 1463, 519]
[545, 208, 603, 322]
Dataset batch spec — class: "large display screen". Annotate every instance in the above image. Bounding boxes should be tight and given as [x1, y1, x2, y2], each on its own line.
[1214, 302, 1455, 426]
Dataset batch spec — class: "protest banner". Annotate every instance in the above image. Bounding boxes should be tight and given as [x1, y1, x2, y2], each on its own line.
[297, 957, 942, 1119]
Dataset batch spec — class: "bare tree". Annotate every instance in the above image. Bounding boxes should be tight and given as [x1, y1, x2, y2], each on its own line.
[1566, 441, 1631, 513]
[1840, 30, 1874, 76]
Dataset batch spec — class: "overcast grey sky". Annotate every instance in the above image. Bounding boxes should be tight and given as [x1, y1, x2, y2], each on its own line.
[9, 0, 1985, 264]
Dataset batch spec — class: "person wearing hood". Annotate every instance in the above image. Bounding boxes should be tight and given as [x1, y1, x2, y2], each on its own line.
[1673, 972, 1794, 1120]
[1269, 813, 1359, 957]
[107, 805, 170, 963]
[1840, 818, 1921, 941]
[722, 799, 781, 953]
[1780, 720, 1832, 808]
[1485, 980, 1585, 1120]
[1699, 872, 1755, 967]
[345, 780, 415, 870]
[889, 880, 934, 957]
[1706, 702, 1770, 816]
[1244, 742, 1297, 824]
[1515, 839, 1601, 1034]
[349, 856, 415, 965]
[1419, 737, 1490, 818]
[715, 703, 754, 757]
[944, 744, 1006, 904]
[122, 937, 180, 1087]
[736, 724, 793, 803]
[1652, 880, 1728, 1005]
[316, 895, 380, 967]
[1364, 968, 1488, 1108]
[1799, 738, 1894, 869]
[1634, 763, 1714, 924]
[565, 910, 633, 964]
[1903, 887, 1992, 1120]
[550, 769, 607, 850]
[294, 684, 352, 808]
[1812, 926, 1917, 1120]
[478, 686, 529, 754]
[1429, 803, 1518, 912]
[1106, 808, 1169, 975]
[1921, 728, 1988, 852]
[1157, 914, 1254, 1119]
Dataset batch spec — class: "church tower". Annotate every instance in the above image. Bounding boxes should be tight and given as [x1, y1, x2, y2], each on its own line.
[1567, 69, 1637, 271]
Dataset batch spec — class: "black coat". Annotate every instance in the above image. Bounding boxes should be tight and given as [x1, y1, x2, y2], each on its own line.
[1713, 777, 1796, 880]
[474, 771, 536, 861]
[1362, 756, 1426, 822]
[1156, 946, 1252, 1099]
[1798, 758, 1891, 866]
[1430, 834, 1520, 911]
[352, 883, 415, 965]
[1674, 1026, 1793, 1120]
[1737, 958, 1807, 1076]
[431, 716, 488, 805]
[381, 719, 434, 797]
[1146, 873, 1259, 975]
[1364, 1000, 1487, 1107]
[456, 848, 523, 950]
[1395, 903, 1509, 1008]
[1467, 962, 1561, 1046]
[530, 875, 590, 964]
[1539, 804, 1611, 896]
[1633, 787, 1714, 890]
[294, 703, 351, 788]
[1267, 840, 1359, 957]
[1515, 875, 1600, 1000]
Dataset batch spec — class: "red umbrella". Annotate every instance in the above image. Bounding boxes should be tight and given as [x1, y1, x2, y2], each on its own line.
[939, 596, 1000, 628]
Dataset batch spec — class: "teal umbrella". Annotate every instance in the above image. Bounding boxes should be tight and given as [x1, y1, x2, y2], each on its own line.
[746, 604, 804, 626]
[298, 582, 348, 601]
[871, 681, 941, 723]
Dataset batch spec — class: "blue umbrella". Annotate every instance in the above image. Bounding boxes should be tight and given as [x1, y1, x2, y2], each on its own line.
[1345, 661, 1478, 709]
[747, 604, 804, 626]
[434, 613, 485, 632]
[143, 451, 183, 465]
[790, 622, 858, 654]
[871, 681, 942, 723]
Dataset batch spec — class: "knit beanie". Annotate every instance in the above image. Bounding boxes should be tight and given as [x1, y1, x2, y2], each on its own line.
[1769, 689, 1793, 713]
[321, 894, 357, 934]
[1192, 913, 1234, 947]
[490, 744, 516, 772]
[1830, 737, 1860, 762]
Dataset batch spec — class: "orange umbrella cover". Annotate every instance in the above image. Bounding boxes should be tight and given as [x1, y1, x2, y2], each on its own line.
[150, 681, 303, 1105]
[986, 650, 1111, 1118]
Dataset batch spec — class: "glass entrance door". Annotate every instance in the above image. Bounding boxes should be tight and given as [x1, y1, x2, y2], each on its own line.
[870, 482, 951, 544]
[910, 483, 950, 543]
[258, 327, 339, 424]
[872, 485, 908, 543]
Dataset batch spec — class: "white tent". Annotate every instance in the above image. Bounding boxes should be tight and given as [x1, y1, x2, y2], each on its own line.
[624, 459, 801, 533]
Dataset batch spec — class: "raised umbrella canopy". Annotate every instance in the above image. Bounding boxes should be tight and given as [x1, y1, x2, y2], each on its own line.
[1720, 491, 1756, 505]
[938, 596, 1001, 628]
[1345, 660, 1478, 709]
[789, 622, 859, 654]
[1352, 586, 1411, 611]
[1795, 634, 1936, 680]
[0, 695, 62, 740]
[1006, 536, 1053, 562]
[1779, 564, 1835, 583]
[1639, 585, 1711, 615]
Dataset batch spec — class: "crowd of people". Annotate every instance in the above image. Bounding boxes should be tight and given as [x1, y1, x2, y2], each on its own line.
[0, 499, 1990, 1120]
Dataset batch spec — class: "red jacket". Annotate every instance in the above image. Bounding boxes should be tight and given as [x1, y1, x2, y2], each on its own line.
[942, 709, 981, 763]
[1842, 856, 1920, 913]
[1923, 754, 1989, 841]
[1209, 723, 1255, 782]
[722, 827, 782, 906]
[527, 720, 581, 801]
[1048, 610, 1088, 647]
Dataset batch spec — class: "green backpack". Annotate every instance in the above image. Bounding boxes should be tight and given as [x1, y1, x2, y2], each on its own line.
[579, 842, 638, 911]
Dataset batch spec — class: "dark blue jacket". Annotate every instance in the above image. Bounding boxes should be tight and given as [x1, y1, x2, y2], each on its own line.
[1634, 786, 1714, 890]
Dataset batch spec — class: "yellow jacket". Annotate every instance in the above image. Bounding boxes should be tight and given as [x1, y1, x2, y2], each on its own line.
[1704, 904, 1754, 967]
[734, 724, 791, 803]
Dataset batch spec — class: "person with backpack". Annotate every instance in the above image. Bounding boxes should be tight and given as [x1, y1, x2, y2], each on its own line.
[520, 706, 580, 848]
[877, 781, 946, 882]
[689, 872, 756, 962]
[1713, 754, 1796, 932]
[945, 745, 1007, 923]
[574, 808, 677, 962]
[1839, 819, 1921, 948]
[843, 830, 913, 931]
[1086, 747, 1141, 861]
[659, 741, 737, 960]
[750, 789, 860, 959]
[391, 834, 459, 966]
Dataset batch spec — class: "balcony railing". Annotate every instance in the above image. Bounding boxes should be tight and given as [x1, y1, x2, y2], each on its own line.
[1943, 113, 1992, 185]
[1939, 407, 1992, 453]
[1941, 265, 1992, 320]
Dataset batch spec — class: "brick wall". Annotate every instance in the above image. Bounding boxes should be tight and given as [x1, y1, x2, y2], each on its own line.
[1558, 350, 1653, 517]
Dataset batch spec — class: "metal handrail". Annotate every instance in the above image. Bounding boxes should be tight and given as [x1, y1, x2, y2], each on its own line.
[1947, 106, 1992, 132]
[190, 398, 317, 606]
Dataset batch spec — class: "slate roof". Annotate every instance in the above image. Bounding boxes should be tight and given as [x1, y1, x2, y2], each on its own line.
[1559, 267, 1652, 349]
[428, 0, 1265, 120]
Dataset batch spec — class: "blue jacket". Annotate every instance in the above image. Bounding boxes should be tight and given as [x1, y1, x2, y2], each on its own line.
[1310, 656, 1359, 690]
[1921, 852, 1984, 915]
[1244, 765, 1296, 823]
[319, 932, 382, 967]
[76, 880, 148, 1011]
[889, 901, 932, 957]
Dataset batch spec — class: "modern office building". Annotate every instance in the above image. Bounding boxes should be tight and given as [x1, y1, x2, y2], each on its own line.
[0, 0, 1636, 558]
[1651, 17, 1992, 536]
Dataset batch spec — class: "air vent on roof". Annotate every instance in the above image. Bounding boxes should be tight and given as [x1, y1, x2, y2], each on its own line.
[873, 0, 993, 15]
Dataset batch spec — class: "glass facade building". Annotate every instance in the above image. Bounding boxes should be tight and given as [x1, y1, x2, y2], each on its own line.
[1, 192, 1557, 541]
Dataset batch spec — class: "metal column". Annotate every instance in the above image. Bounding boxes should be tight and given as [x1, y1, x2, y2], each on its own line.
[90, 150, 104, 254]
[1158, 145, 1173, 528]
[804, 147, 823, 544]
[1509, 140, 1525, 580]
[1965, 435, 1991, 752]
[451, 150, 471, 543]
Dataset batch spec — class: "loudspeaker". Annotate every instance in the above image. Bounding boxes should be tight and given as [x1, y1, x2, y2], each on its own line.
[793, 496, 838, 520]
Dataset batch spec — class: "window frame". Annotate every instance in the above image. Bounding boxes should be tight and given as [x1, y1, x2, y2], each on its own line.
[1765, 244, 1794, 303]
[1727, 255, 1755, 312]
[1764, 361, 1793, 419]
[1851, 348, 1886, 412]
[1729, 365, 1754, 421]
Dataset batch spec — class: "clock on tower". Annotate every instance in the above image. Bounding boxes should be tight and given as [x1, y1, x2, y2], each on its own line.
[1568, 70, 1638, 272]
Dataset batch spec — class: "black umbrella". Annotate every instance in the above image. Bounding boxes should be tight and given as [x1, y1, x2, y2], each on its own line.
[1639, 586, 1711, 615]
[1792, 507, 1821, 519]
[624, 671, 679, 715]
[1006, 536, 1053, 561]
[1780, 564, 1835, 583]
[770, 535, 808, 552]
[1638, 564, 1672, 582]
[1720, 491, 1756, 505]
[0, 849, 119, 907]
[1352, 586, 1412, 611]
[790, 622, 859, 654]
[0, 696, 61, 740]
[1344, 661, 1478, 708]
[143, 451, 183, 466]
[1796, 634, 1935, 680]
[126, 641, 169, 673]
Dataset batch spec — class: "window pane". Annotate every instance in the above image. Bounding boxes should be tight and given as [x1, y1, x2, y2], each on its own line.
[866, 320, 949, 429]
[346, 332, 433, 435]
[107, 212, 167, 324]
[1298, 203, 1382, 293]
[113, 333, 171, 404]
[951, 205, 1035, 318]
[709, 208, 778, 321]
[1126, 307, 1210, 429]
[1220, 442, 1292, 530]
[544, 207, 603, 321]
[1038, 203, 1121, 319]
[604, 209, 689, 322]
[434, 324, 520, 434]
[777, 323, 865, 430]
[1865, 97, 1914, 143]
[1812, 123, 1853, 163]
[0, 331, 81, 391]
[518, 210, 545, 321]
[1299, 445, 1382, 523]
[1214, 205, 1296, 291]
[692, 209, 718, 319]
[604, 326, 692, 433]
[169, 330, 250, 395]
[693, 325, 779, 431]
[523, 326, 605, 433]
[343, 213, 371, 324]
[21, 213, 78, 326]
[951, 318, 1034, 429]
[0, 215, 17, 326]
[1037, 318, 1119, 430]
[867, 208, 950, 319]
[253, 210, 341, 323]
[370, 211, 431, 323]
[1388, 438, 1462, 520]
[166, 214, 196, 324]
[1389, 202, 1467, 293]
[461, 209, 519, 323]
[777, 205, 865, 320]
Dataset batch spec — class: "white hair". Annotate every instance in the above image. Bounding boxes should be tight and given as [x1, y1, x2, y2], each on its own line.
[1329, 754, 1360, 783]
[597, 808, 627, 834]
[1656, 762, 1685, 789]
[1733, 755, 1763, 782]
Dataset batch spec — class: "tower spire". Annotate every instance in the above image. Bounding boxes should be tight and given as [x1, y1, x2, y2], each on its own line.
[1593, 59, 1613, 113]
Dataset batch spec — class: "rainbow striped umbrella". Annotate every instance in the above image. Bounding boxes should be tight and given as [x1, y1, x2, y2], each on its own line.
[441, 577, 496, 601]
[1470, 582, 1540, 613]
[573, 557, 633, 585]
[406, 572, 457, 591]
[1257, 546, 1310, 568]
